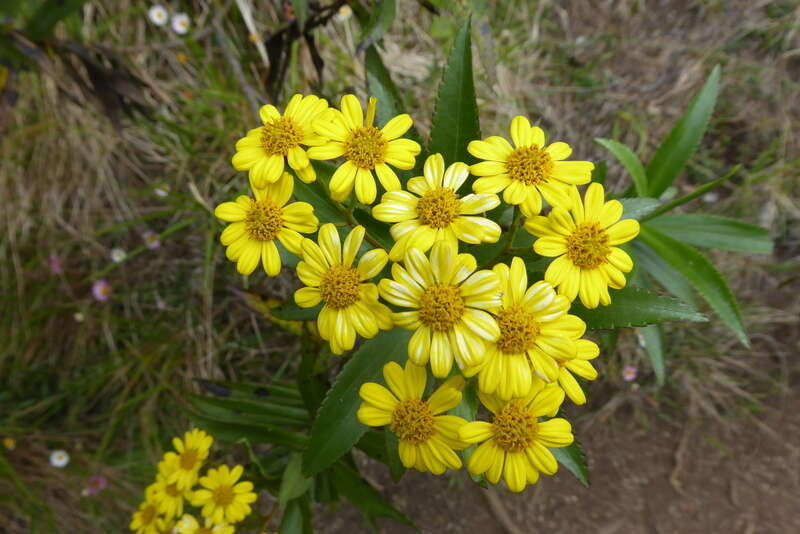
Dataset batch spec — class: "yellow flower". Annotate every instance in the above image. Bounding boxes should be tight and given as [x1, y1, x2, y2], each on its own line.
[459, 382, 573, 492]
[379, 240, 501, 378]
[372, 153, 501, 261]
[232, 94, 329, 187]
[294, 224, 393, 354]
[357, 361, 469, 474]
[2, 437, 15, 450]
[307, 95, 421, 204]
[556, 339, 600, 405]
[174, 514, 234, 534]
[152, 456, 192, 520]
[463, 257, 596, 399]
[468, 116, 594, 216]
[163, 429, 213, 491]
[214, 172, 319, 276]
[191, 465, 257, 525]
[525, 183, 640, 308]
[130, 486, 165, 534]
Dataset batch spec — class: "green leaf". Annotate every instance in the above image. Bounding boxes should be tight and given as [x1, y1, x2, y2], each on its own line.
[271, 302, 320, 321]
[357, 0, 397, 52]
[570, 287, 706, 329]
[330, 461, 414, 527]
[185, 410, 307, 449]
[646, 65, 721, 197]
[293, 163, 344, 224]
[302, 328, 411, 476]
[632, 241, 698, 309]
[279, 496, 312, 534]
[645, 214, 773, 254]
[25, 0, 87, 40]
[279, 453, 313, 505]
[639, 324, 666, 386]
[638, 225, 748, 346]
[193, 378, 305, 407]
[450, 381, 485, 486]
[188, 393, 309, 427]
[384, 428, 405, 482]
[289, 0, 308, 26]
[595, 138, 648, 197]
[551, 440, 589, 487]
[618, 198, 661, 221]
[353, 208, 394, 249]
[428, 19, 481, 166]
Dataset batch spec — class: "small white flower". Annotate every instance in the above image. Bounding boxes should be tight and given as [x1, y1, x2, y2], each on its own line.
[73, 312, 85, 322]
[50, 450, 70, 468]
[172, 12, 190, 35]
[110, 248, 127, 263]
[334, 4, 353, 22]
[148, 5, 169, 26]
[702, 191, 719, 203]
[154, 185, 169, 198]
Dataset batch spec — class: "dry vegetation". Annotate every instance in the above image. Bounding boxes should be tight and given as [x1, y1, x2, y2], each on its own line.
[1, 0, 798, 532]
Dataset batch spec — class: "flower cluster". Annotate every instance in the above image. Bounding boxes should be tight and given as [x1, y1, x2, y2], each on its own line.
[130, 429, 257, 534]
[216, 94, 641, 492]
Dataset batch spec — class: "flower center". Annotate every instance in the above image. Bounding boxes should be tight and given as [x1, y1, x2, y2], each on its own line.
[492, 401, 538, 452]
[197, 529, 213, 534]
[505, 146, 553, 186]
[496, 306, 539, 354]
[344, 126, 387, 169]
[319, 264, 361, 309]
[416, 187, 460, 229]
[165, 483, 182, 498]
[245, 199, 283, 241]
[418, 285, 465, 331]
[390, 399, 434, 443]
[260, 117, 303, 156]
[566, 222, 611, 269]
[141, 504, 157, 525]
[212, 484, 235, 507]
[179, 448, 199, 471]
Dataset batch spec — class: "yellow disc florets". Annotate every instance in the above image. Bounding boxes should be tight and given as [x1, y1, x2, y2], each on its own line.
[140, 503, 158, 525]
[319, 264, 361, 309]
[260, 117, 304, 156]
[505, 146, 553, 186]
[492, 401, 538, 452]
[566, 222, 611, 269]
[418, 284, 465, 331]
[212, 484, 235, 507]
[178, 448, 199, 471]
[496, 306, 540, 354]
[245, 199, 283, 241]
[344, 126, 387, 169]
[390, 399, 435, 443]
[417, 187, 460, 229]
[165, 483, 181, 498]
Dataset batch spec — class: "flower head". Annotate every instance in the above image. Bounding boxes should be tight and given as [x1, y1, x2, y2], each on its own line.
[379, 240, 501, 378]
[373, 153, 501, 261]
[171, 12, 190, 34]
[233, 94, 329, 187]
[50, 449, 70, 468]
[468, 116, 594, 216]
[153, 456, 192, 519]
[459, 382, 573, 492]
[214, 172, 319, 276]
[110, 247, 127, 263]
[358, 361, 469, 474]
[525, 183, 640, 308]
[130, 486, 165, 534]
[2, 437, 15, 450]
[174, 514, 234, 534]
[294, 224, 392, 354]
[154, 185, 170, 197]
[143, 231, 161, 250]
[147, 5, 169, 26]
[82, 475, 108, 496]
[622, 365, 638, 382]
[163, 429, 213, 490]
[92, 279, 112, 302]
[308, 95, 421, 204]
[190, 464, 257, 525]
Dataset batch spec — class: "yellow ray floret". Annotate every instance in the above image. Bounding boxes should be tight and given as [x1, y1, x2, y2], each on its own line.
[372, 153, 502, 261]
[459, 381, 573, 492]
[190, 464, 257, 525]
[152, 455, 193, 519]
[294, 224, 393, 354]
[524, 183, 640, 308]
[379, 240, 501, 378]
[232, 94, 329, 187]
[174, 514, 234, 534]
[357, 361, 469, 474]
[308, 94, 421, 205]
[468, 116, 594, 216]
[214, 172, 319, 276]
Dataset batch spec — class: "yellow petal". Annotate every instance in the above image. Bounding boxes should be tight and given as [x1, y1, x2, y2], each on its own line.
[294, 287, 321, 308]
[215, 201, 247, 222]
[358, 383, 399, 411]
[339, 94, 363, 129]
[510, 116, 533, 147]
[261, 240, 281, 276]
[357, 249, 388, 280]
[606, 219, 640, 245]
[534, 236, 568, 257]
[354, 168, 377, 204]
[381, 114, 413, 140]
[545, 141, 572, 161]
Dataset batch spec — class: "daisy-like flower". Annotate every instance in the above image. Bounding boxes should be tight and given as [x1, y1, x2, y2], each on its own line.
[191, 465, 257, 525]
[379, 240, 501, 378]
[358, 361, 469, 474]
[524, 183, 640, 308]
[459, 382, 573, 492]
[143, 231, 161, 250]
[233, 94, 329, 187]
[163, 429, 213, 490]
[129, 486, 164, 534]
[214, 172, 319, 276]
[622, 364, 638, 382]
[465, 257, 594, 400]
[152, 457, 192, 519]
[372, 153, 501, 261]
[294, 224, 392, 354]
[147, 5, 169, 26]
[308, 95, 421, 204]
[153, 185, 170, 197]
[50, 450, 69, 468]
[82, 475, 108, 496]
[110, 247, 126, 263]
[171, 12, 190, 35]
[468, 116, 594, 216]
[2, 437, 15, 450]
[92, 279, 112, 302]
[174, 514, 234, 534]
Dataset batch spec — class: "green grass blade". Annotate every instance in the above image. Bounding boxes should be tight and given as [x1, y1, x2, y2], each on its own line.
[596, 138, 648, 196]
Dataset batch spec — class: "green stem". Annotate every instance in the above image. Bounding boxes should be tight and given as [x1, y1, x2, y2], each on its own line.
[337, 201, 386, 251]
[641, 164, 741, 221]
[482, 206, 521, 268]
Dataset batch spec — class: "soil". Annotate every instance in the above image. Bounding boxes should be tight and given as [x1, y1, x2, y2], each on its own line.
[318, 393, 800, 534]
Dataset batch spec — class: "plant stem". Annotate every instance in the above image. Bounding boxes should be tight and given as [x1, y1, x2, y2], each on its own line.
[482, 205, 521, 268]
